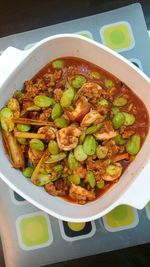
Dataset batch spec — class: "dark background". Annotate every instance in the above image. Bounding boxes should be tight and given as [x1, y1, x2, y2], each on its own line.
[0, 0, 150, 266]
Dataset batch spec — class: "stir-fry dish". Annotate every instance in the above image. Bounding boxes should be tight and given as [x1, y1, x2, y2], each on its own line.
[0, 57, 149, 204]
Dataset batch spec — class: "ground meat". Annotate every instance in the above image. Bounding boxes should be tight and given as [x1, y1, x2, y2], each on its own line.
[54, 88, 64, 101]
[105, 140, 119, 159]
[45, 179, 69, 197]
[69, 183, 96, 204]
[75, 165, 87, 178]
[28, 148, 44, 167]
[122, 129, 135, 139]
[86, 159, 110, 181]
[39, 108, 52, 121]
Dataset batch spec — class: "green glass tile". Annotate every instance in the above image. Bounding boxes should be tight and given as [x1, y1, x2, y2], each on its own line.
[77, 31, 93, 39]
[147, 201, 150, 210]
[100, 22, 135, 52]
[18, 213, 52, 248]
[103, 205, 138, 230]
[59, 220, 96, 241]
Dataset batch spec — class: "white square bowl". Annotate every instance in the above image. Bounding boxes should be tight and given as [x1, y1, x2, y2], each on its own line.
[0, 34, 150, 222]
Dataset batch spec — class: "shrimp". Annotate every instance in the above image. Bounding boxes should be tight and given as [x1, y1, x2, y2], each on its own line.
[56, 124, 82, 151]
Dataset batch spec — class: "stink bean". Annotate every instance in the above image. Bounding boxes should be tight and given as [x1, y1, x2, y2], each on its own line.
[26, 105, 41, 111]
[91, 71, 101, 80]
[54, 117, 68, 128]
[60, 86, 75, 107]
[74, 145, 87, 161]
[99, 98, 108, 106]
[52, 59, 63, 68]
[30, 139, 45, 151]
[106, 164, 122, 177]
[53, 164, 63, 172]
[86, 171, 96, 188]
[68, 151, 78, 170]
[113, 97, 127, 107]
[105, 79, 114, 88]
[22, 166, 34, 178]
[126, 134, 141, 155]
[123, 112, 135, 126]
[48, 140, 59, 155]
[17, 124, 31, 132]
[96, 180, 105, 189]
[96, 145, 108, 159]
[51, 103, 63, 120]
[115, 134, 126, 145]
[0, 107, 14, 132]
[33, 173, 51, 186]
[68, 174, 81, 185]
[83, 135, 97, 155]
[86, 123, 102, 135]
[79, 131, 86, 144]
[34, 95, 54, 107]
[72, 75, 86, 89]
[17, 137, 28, 145]
[44, 152, 67, 163]
[112, 112, 125, 129]
[112, 106, 120, 115]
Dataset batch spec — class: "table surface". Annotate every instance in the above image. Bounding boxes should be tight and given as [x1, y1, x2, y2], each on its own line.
[0, 1, 150, 267]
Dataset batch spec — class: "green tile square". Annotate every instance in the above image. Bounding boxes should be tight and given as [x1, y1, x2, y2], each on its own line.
[145, 201, 150, 220]
[59, 220, 96, 241]
[76, 31, 93, 39]
[100, 21, 135, 52]
[103, 205, 139, 232]
[16, 212, 53, 250]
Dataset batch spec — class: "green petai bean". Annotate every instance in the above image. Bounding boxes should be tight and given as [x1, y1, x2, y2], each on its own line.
[52, 59, 63, 69]
[33, 173, 51, 186]
[44, 152, 67, 163]
[126, 134, 141, 155]
[34, 95, 55, 108]
[17, 137, 28, 145]
[22, 166, 34, 178]
[86, 171, 96, 188]
[123, 112, 135, 126]
[54, 117, 68, 128]
[68, 174, 81, 185]
[106, 164, 122, 177]
[74, 145, 87, 161]
[113, 97, 127, 107]
[68, 151, 78, 170]
[48, 140, 59, 155]
[105, 79, 115, 88]
[17, 124, 31, 132]
[53, 164, 63, 172]
[0, 107, 14, 132]
[96, 180, 105, 189]
[90, 71, 101, 80]
[60, 86, 75, 107]
[83, 135, 97, 155]
[26, 105, 41, 111]
[99, 98, 109, 106]
[96, 145, 108, 159]
[51, 103, 63, 120]
[72, 75, 86, 89]
[79, 131, 86, 144]
[30, 139, 45, 151]
[112, 112, 125, 129]
[86, 123, 103, 135]
[115, 134, 126, 145]
[112, 106, 120, 115]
